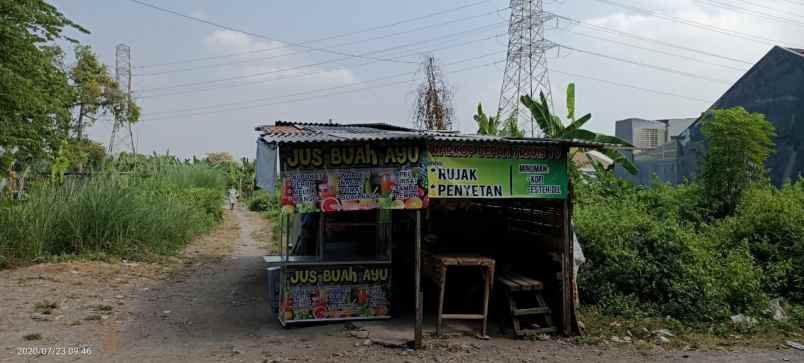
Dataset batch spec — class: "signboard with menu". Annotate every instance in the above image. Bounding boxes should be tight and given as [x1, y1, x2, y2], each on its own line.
[425, 143, 568, 199]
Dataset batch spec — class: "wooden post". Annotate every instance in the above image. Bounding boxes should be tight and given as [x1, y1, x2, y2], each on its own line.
[436, 265, 446, 336]
[414, 209, 423, 349]
[480, 265, 492, 338]
[561, 198, 572, 335]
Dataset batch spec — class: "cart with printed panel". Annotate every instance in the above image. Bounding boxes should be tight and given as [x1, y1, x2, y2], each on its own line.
[262, 134, 428, 326]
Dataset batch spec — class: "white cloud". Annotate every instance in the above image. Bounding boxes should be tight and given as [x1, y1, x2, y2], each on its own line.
[577, 0, 804, 79]
[203, 29, 356, 86]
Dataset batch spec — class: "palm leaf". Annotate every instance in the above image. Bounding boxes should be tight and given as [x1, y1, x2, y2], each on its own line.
[593, 134, 635, 148]
[563, 128, 597, 141]
[566, 83, 576, 121]
[521, 94, 562, 137]
[473, 103, 491, 135]
[563, 113, 592, 138]
[521, 95, 553, 137]
[599, 148, 639, 175]
[539, 91, 563, 135]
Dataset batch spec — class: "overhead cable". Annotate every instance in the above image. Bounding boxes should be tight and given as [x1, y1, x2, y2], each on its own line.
[136, 0, 497, 68]
[127, 0, 417, 65]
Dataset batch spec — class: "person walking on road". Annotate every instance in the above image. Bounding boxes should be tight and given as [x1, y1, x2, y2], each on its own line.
[227, 187, 239, 210]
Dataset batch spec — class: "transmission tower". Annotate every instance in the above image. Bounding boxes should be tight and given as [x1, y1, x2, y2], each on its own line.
[497, 0, 556, 137]
[109, 44, 136, 154]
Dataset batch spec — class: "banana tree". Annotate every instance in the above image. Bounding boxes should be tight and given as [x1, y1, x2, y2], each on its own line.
[473, 103, 525, 138]
[474, 103, 501, 135]
[520, 84, 638, 175]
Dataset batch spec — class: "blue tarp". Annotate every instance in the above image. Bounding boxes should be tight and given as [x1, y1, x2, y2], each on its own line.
[256, 139, 277, 192]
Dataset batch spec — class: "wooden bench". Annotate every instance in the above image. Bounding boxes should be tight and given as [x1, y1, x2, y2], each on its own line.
[497, 272, 556, 337]
[422, 254, 495, 338]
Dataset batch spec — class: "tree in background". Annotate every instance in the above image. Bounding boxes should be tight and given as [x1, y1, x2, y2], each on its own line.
[205, 152, 234, 166]
[412, 56, 454, 131]
[68, 45, 131, 140]
[700, 107, 775, 217]
[0, 0, 86, 176]
[521, 84, 638, 175]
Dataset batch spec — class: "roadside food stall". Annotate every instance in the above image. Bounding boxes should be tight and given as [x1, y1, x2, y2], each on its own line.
[255, 121, 612, 348]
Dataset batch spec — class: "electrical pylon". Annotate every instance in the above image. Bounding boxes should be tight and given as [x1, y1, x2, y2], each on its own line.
[109, 44, 136, 154]
[497, 0, 556, 137]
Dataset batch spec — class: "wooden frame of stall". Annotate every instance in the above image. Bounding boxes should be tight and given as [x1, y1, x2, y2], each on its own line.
[256, 122, 609, 349]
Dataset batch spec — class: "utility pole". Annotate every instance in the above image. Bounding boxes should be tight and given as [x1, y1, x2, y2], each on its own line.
[497, 0, 555, 137]
[109, 44, 136, 154]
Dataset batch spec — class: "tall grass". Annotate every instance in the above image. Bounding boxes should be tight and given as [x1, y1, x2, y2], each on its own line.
[0, 163, 227, 266]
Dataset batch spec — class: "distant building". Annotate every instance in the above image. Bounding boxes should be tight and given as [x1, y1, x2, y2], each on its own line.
[678, 46, 804, 186]
[614, 46, 804, 186]
[616, 118, 695, 153]
[614, 117, 695, 184]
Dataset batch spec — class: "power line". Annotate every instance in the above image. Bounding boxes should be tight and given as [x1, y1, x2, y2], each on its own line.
[550, 12, 754, 65]
[138, 59, 508, 123]
[589, 0, 784, 45]
[778, 0, 804, 7]
[139, 62, 720, 123]
[139, 31, 506, 99]
[136, 8, 509, 77]
[137, 22, 506, 94]
[556, 43, 733, 84]
[136, 0, 496, 68]
[142, 37, 731, 118]
[560, 30, 748, 72]
[693, 0, 804, 28]
[550, 68, 713, 103]
[141, 50, 505, 117]
[728, 0, 804, 16]
[126, 0, 417, 65]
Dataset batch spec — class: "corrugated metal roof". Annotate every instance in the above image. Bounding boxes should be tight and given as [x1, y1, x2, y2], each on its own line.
[256, 121, 622, 149]
[786, 47, 804, 55]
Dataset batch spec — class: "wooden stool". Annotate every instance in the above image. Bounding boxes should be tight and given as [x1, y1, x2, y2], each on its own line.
[423, 254, 495, 338]
[497, 272, 556, 337]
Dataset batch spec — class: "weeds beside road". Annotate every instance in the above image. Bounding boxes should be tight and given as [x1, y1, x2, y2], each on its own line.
[0, 159, 227, 267]
[1, 207, 801, 362]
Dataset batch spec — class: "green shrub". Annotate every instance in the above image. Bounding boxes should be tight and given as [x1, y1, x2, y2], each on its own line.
[248, 189, 277, 212]
[709, 182, 804, 301]
[575, 179, 767, 322]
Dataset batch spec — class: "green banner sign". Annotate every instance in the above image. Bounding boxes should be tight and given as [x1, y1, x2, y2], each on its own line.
[425, 143, 567, 199]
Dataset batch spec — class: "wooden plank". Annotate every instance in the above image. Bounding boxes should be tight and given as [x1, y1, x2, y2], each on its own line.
[507, 272, 544, 290]
[513, 307, 550, 316]
[497, 276, 521, 291]
[441, 314, 485, 320]
[505, 274, 534, 291]
[521, 327, 558, 335]
[414, 210, 423, 349]
[430, 255, 494, 267]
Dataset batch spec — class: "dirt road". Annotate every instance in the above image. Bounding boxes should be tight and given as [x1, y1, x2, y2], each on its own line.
[2, 207, 801, 362]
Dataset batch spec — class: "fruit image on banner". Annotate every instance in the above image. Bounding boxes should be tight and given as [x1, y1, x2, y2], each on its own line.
[280, 144, 428, 213]
[279, 264, 391, 323]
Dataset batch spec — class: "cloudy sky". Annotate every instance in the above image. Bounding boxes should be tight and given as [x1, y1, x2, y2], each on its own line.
[51, 0, 803, 159]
